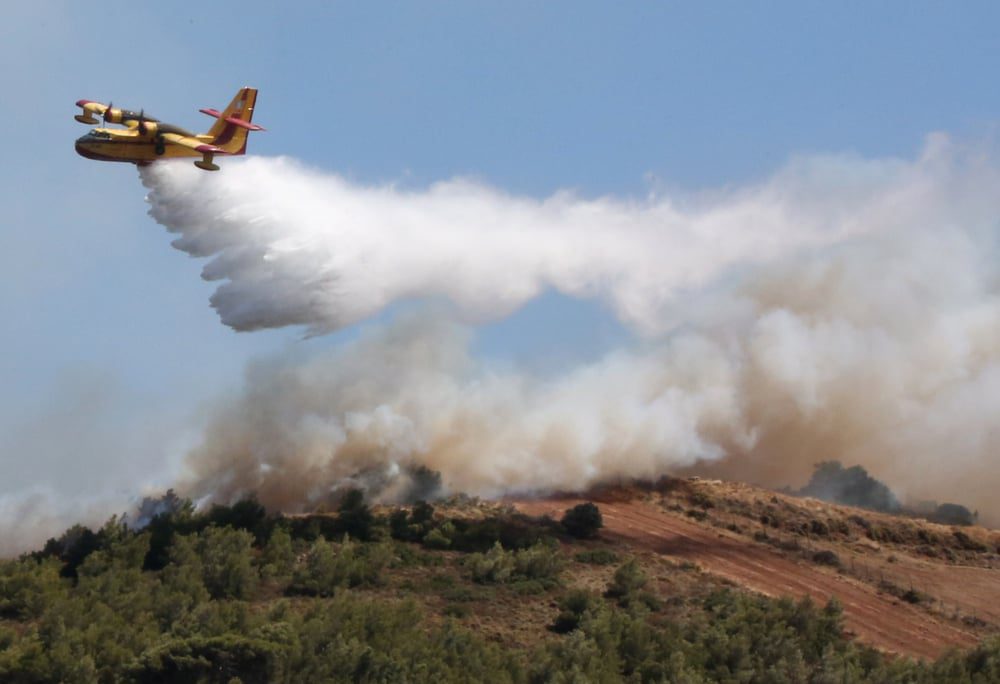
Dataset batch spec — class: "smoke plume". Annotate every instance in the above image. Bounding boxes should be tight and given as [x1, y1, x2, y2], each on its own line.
[142, 135, 1000, 522]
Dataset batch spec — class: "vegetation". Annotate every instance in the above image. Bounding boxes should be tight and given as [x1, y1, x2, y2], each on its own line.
[2, 494, 1000, 682]
[560, 502, 603, 539]
[574, 548, 619, 565]
[798, 461, 901, 513]
[929, 503, 977, 527]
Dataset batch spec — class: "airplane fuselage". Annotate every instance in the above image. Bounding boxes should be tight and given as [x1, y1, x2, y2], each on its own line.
[75, 127, 211, 165]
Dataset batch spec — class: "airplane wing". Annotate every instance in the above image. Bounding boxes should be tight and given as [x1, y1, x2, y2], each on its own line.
[161, 132, 223, 155]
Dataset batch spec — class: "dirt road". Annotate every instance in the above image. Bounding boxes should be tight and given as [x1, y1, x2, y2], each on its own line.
[515, 496, 979, 660]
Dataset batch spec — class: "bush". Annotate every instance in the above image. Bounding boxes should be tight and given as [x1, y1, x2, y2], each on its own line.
[402, 466, 444, 503]
[422, 528, 451, 550]
[123, 633, 288, 683]
[511, 579, 549, 595]
[0, 557, 66, 620]
[688, 491, 716, 509]
[811, 550, 841, 567]
[258, 527, 296, 581]
[197, 526, 259, 600]
[288, 537, 391, 596]
[448, 515, 554, 552]
[561, 503, 603, 539]
[468, 542, 563, 585]
[206, 497, 273, 545]
[551, 589, 595, 633]
[809, 520, 830, 536]
[443, 603, 471, 618]
[41, 525, 101, 579]
[389, 501, 437, 543]
[929, 503, 975, 526]
[469, 543, 515, 584]
[574, 549, 619, 565]
[799, 461, 900, 512]
[952, 530, 988, 552]
[605, 558, 647, 604]
[336, 489, 375, 541]
[513, 543, 563, 581]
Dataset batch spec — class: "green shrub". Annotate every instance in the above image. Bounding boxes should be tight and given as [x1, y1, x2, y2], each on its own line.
[410, 501, 436, 526]
[336, 489, 376, 541]
[561, 503, 603, 539]
[422, 528, 451, 550]
[469, 543, 515, 584]
[288, 537, 391, 596]
[0, 557, 67, 620]
[513, 543, 563, 581]
[574, 549, 619, 565]
[468, 542, 563, 585]
[258, 527, 296, 581]
[198, 526, 259, 600]
[443, 603, 471, 618]
[551, 589, 595, 633]
[422, 522, 455, 550]
[511, 579, 549, 595]
[124, 633, 284, 684]
[448, 514, 555, 552]
[605, 558, 647, 605]
[206, 497, 274, 545]
[389, 502, 441, 544]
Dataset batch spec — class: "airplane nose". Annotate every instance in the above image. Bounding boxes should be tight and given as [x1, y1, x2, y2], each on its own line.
[75, 136, 98, 160]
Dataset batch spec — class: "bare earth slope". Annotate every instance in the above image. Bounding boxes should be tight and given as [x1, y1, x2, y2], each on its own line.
[515, 482, 1000, 660]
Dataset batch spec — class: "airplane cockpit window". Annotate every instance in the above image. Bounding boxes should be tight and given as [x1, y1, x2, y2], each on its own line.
[88, 130, 111, 140]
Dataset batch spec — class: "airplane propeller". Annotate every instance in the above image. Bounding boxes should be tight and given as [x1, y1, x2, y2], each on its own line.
[103, 102, 113, 124]
[138, 109, 147, 135]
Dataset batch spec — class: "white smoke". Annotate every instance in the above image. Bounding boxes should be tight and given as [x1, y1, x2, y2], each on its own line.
[143, 134, 1000, 522]
[178, 314, 748, 506]
[0, 490, 123, 558]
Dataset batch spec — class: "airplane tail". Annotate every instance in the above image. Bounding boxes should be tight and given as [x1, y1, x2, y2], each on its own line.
[200, 87, 262, 155]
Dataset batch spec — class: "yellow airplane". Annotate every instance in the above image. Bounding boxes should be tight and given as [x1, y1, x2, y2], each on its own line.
[74, 87, 263, 171]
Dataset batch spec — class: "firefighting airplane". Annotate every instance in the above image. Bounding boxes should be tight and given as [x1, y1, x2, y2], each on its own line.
[74, 87, 263, 171]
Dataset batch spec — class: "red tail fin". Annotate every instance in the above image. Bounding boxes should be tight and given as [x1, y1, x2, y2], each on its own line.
[200, 87, 261, 154]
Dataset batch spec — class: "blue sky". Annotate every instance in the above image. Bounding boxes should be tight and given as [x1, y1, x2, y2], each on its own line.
[2, 2, 999, 506]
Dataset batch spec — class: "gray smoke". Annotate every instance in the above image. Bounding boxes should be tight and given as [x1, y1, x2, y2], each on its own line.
[142, 134, 1000, 523]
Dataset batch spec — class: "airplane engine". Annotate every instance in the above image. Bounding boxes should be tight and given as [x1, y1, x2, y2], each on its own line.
[104, 107, 124, 124]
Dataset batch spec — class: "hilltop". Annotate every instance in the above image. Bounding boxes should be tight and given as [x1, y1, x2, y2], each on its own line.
[0, 478, 998, 682]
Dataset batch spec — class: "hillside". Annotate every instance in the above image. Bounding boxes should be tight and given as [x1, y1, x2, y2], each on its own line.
[515, 477, 1000, 660]
[1, 481, 999, 682]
